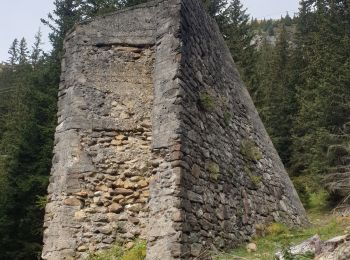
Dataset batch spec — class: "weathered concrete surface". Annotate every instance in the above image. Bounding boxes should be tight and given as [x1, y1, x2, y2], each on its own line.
[42, 0, 307, 259]
[42, 3, 158, 259]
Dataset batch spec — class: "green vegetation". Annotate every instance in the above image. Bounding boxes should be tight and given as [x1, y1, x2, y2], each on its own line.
[199, 91, 216, 111]
[216, 213, 350, 260]
[0, 33, 57, 259]
[247, 0, 350, 210]
[244, 165, 262, 187]
[265, 222, 290, 236]
[223, 111, 232, 126]
[292, 175, 330, 210]
[249, 174, 262, 187]
[207, 162, 220, 180]
[35, 195, 48, 210]
[240, 138, 262, 162]
[89, 240, 146, 260]
[240, 138, 263, 187]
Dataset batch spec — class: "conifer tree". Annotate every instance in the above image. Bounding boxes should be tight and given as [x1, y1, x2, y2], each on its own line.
[41, 0, 82, 61]
[202, 0, 228, 26]
[18, 38, 29, 64]
[258, 25, 296, 165]
[286, 0, 350, 205]
[31, 29, 43, 66]
[222, 0, 257, 92]
[8, 39, 19, 65]
[122, 0, 149, 7]
[0, 39, 57, 258]
[80, 0, 120, 18]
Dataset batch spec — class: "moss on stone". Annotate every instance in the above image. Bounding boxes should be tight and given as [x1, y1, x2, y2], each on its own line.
[244, 165, 262, 187]
[199, 91, 215, 111]
[240, 138, 263, 161]
[250, 175, 262, 186]
[243, 165, 252, 175]
[207, 162, 220, 180]
[116, 221, 126, 233]
[223, 111, 232, 126]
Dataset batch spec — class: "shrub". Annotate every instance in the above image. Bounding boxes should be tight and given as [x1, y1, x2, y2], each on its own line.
[292, 176, 312, 208]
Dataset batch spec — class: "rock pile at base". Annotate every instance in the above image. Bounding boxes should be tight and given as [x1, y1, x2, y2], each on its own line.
[276, 234, 350, 260]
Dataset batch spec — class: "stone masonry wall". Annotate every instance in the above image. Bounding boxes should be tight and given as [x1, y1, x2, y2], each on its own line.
[42, 1, 307, 259]
[162, 0, 308, 258]
[42, 2, 161, 259]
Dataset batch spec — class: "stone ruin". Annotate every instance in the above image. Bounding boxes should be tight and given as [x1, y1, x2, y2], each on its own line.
[42, 0, 308, 259]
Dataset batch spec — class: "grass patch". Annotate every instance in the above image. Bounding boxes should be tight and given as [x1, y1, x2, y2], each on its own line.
[89, 240, 146, 260]
[121, 242, 146, 260]
[266, 223, 289, 236]
[215, 213, 350, 260]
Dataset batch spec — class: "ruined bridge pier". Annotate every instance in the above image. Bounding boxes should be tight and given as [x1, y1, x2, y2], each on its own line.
[42, 0, 307, 259]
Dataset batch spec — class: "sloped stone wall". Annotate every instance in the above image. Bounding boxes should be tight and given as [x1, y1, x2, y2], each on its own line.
[162, 0, 308, 257]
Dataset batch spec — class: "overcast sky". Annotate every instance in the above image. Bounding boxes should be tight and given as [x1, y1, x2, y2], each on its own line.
[0, 0, 300, 62]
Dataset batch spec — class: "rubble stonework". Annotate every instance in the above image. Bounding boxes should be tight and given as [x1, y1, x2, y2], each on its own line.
[42, 0, 308, 259]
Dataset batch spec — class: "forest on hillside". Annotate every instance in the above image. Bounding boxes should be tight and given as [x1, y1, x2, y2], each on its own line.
[0, 0, 349, 259]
